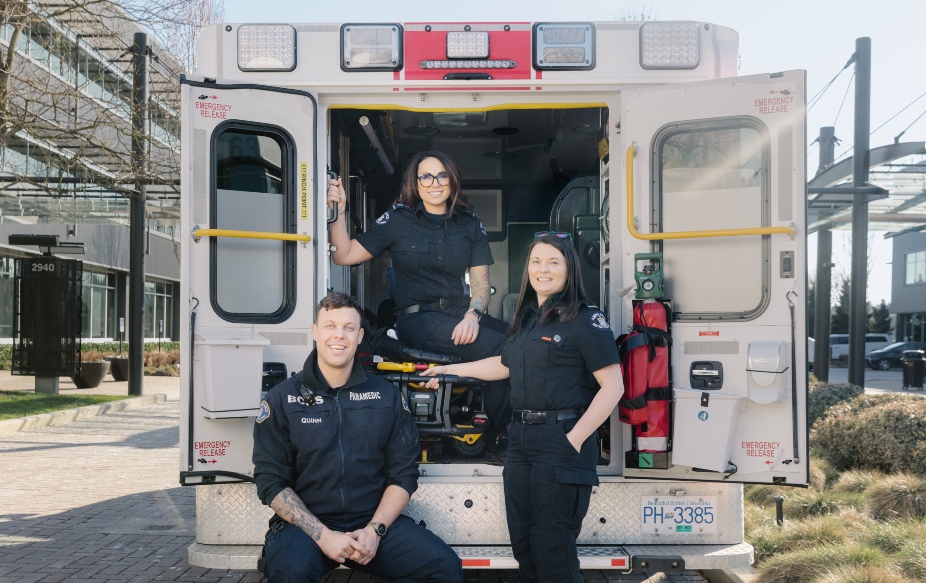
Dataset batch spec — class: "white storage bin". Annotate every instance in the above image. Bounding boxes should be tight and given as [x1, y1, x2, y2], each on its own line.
[194, 331, 270, 418]
[672, 388, 742, 472]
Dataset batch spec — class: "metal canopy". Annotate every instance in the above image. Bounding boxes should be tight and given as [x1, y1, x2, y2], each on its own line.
[807, 142, 926, 234]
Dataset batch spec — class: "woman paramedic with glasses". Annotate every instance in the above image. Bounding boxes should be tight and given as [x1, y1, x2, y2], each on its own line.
[422, 232, 623, 583]
[327, 150, 511, 459]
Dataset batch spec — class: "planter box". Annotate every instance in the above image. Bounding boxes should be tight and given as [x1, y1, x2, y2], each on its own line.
[71, 361, 111, 389]
[105, 357, 129, 381]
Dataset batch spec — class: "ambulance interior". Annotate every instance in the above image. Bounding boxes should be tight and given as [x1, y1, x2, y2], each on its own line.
[327, 106, 611, 463]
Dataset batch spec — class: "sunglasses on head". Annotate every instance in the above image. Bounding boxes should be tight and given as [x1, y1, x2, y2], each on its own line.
[534, 231, 573, 241]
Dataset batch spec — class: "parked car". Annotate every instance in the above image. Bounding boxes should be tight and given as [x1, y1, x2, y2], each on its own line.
[831, 333, 892, 361]
[866, 342, 926, 370]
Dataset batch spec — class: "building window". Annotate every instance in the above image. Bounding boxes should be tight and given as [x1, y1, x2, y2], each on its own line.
[81, 270, 116, 339]
[0, 257, 14, 338]
[903, 313, 925, 343]
[906, 250, 926, 285]
[144, 280, 173, 339]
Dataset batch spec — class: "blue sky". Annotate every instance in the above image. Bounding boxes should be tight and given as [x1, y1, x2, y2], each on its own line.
[220, 0, 926, 304]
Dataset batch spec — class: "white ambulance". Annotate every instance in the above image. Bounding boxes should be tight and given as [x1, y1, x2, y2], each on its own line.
[179, 20, 808, 576]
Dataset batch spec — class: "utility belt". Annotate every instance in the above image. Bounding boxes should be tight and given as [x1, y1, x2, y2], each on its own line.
[513, 407, 584, 425]
[399, 296, 469, 315]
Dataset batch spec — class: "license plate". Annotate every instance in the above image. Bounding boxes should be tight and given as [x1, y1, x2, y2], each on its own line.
[641, 496, 718, 534]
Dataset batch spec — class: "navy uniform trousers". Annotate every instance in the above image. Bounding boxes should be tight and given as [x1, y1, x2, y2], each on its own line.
[504, 418, 600, 583]
[262, 514, 461, 583]
[397, 307, 512, 444]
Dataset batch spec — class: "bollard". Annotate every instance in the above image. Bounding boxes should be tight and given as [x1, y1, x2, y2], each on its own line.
[774, 495, 785, 526]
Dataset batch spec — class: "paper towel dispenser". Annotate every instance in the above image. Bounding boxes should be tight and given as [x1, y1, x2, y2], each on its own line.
[747, 342, 789, 404]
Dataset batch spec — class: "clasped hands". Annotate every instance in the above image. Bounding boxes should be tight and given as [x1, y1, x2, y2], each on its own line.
[318, 525, 380, 565]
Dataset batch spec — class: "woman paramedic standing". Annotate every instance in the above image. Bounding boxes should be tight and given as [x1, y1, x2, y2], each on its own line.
[326, 150, 511, 456]
[423, 233, 623, 583]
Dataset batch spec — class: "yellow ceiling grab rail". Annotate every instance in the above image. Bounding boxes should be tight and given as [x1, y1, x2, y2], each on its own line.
[625, 145, 796, 241]
[192, 228, 311, 243]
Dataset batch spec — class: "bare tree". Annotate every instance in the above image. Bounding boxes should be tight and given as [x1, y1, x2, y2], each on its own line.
[613, 3, 657, 21]
[120, 0, 225, 73]
[0, 0, 215, 230]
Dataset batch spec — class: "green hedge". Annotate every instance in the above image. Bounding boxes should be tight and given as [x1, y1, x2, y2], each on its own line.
[811, 394, 926, 476]
[807, 382, 864, 428]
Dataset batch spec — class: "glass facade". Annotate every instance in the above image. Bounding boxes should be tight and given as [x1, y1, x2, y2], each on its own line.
[906, 250, 926, 285]
[80, 270, 116, 339]
[0, 22, 178, 146]
[0, 257, 14, 338]
[144, 280, 174, 339]
[900, 313, 925, 343]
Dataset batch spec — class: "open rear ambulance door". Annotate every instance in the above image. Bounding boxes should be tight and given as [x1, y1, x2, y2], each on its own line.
[619, 70, 808, 487]
[179, 78, 317, 485]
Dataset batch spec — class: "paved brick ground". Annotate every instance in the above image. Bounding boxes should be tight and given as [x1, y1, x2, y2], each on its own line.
[0, 375, 710, 582]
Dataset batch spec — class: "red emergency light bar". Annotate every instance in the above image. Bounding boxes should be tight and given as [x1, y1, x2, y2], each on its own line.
[403, 23, 532, 81]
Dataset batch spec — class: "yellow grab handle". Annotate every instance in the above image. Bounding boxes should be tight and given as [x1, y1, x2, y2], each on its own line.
[192, 228, 311, 242]
[625, 145, 796, 240]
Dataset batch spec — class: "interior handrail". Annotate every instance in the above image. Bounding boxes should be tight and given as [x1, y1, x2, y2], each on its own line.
[625, 145, 796, 241]
[192, 228, 311, 243]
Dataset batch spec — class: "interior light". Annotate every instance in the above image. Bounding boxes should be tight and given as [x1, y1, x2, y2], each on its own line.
[341, 24, 403, 71]
[639, 22, 701, 70]
[446, 32, 489, 59]
[532, 23, 595, 70]
[237, 25, 296, 71]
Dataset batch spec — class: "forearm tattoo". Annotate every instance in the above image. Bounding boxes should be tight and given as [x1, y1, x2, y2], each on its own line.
[270, 488, 325, 541]
[469, 266, 491, 314]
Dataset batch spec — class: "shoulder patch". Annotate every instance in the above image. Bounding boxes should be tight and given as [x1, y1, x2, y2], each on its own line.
[479, 220, 487, 236]
[375, 211, 390, 225]
[402, 394, 410, 413]
[256, 400, 271, 423]
[589, 311, 611, 331]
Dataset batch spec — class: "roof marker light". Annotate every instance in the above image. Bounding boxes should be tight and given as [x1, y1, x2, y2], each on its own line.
[532, 23, 595, 71]
[237, 25, 296, 71]
[341, 24, 403, 72]
[640, 22, 701, 70]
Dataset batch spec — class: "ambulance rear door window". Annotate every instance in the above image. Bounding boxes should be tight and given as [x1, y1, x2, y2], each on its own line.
[211, 124, 296, 323]
[654, 118, 770, 321]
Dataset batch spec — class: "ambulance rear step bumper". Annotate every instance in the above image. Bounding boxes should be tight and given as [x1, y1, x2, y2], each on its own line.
[187, 542, 753, 572]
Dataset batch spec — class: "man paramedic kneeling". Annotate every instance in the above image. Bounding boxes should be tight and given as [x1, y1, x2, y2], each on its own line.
[253, 292, 462, 583]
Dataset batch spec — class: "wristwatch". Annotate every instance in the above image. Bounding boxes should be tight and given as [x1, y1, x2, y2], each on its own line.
[467, 308, 483, 321]
[367, 521, 387, 537]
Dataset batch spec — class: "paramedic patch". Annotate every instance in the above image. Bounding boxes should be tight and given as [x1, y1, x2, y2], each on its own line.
[350, 391, 381, 401]
[402, 394, 410, 412]
[479, 220, 487, 236]
[590, 311, 610, 330]
[375, 211, 390, 225]
[256, 400, 271, 423]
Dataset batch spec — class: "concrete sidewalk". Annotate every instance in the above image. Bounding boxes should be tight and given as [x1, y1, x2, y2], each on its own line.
[0, 369, 181, 401]
[0, 372, 710, 582]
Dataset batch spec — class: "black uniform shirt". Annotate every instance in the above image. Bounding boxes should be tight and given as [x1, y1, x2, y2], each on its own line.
[501, 302, 621, 412]
[355, 202, 494, 309]
[252, 351, 420, 530]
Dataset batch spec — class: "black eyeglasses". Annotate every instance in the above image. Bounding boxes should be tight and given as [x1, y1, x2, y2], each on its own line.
[417, 172, 451, 187]
[534, 231, 573, 241]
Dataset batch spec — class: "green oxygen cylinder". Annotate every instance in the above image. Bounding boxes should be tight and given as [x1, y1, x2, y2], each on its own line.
[634, 252, 664, 300]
